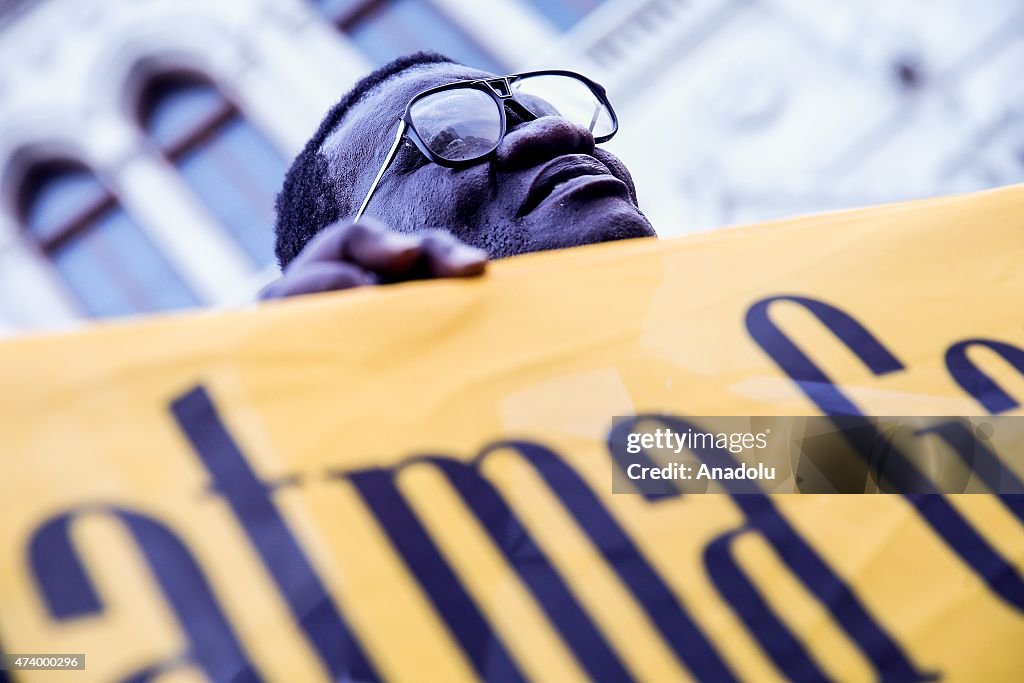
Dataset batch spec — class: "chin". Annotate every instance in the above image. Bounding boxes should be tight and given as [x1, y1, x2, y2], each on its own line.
[519, 196, 656, 255]
[567, 201, 656, 248]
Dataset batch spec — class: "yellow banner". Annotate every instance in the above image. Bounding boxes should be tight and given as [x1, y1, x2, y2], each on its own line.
[2, 185, 1024, 682]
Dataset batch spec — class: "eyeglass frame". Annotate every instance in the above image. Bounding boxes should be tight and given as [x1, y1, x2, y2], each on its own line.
[355, 69, 619, 220]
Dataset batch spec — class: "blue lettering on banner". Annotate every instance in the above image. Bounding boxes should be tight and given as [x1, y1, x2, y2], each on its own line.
[28, 506, 260, 682]
[945, 339, 1024, 414]
[169, 386, 378, 682]
[745, 295, 1024, 613]
[611, 415, 936, 682]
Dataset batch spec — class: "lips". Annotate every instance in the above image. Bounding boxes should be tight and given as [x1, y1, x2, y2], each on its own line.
[519, 155, 619, 216]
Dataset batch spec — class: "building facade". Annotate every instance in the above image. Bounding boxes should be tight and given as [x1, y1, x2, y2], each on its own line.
[0, 0, 1020, 334]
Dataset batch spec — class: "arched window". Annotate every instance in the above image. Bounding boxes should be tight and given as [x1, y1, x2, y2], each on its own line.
[317, 0, 503, 71]
[524, 0, 608, 30]
[20, 161, 198, 318]
[139, 73, 285, 267]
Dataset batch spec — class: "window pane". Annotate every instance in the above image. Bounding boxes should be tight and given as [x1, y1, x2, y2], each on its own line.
[142, 75, 285, 268]
[338, 0, 503, 72]
[52, 206, 199, 318]
[22, 165, 198, 319]
[318, 0, 365, 20]
[176, 115, 284, 266]
[142, 79, 226, 151]
[525, 0, 607, 30]
[24, 168, 107, 244]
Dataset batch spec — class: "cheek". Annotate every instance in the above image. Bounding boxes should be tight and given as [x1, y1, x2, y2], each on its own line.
[410, 167, 497, 233]
[371, 168, 452, 232]
[369, 164, 504, 239]
[445, 167, 496, 217]
[431, 167, 526, 254]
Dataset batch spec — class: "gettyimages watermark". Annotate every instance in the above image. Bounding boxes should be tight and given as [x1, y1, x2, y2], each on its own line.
[609, 415, 1024, 495]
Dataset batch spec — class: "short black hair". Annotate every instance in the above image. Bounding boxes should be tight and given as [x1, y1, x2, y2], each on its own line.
[273, 51, 456, 268]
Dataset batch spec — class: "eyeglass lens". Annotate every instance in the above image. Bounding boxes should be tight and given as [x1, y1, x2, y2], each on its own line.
[409, 88, 502, 162]
[511, 75, 614, 138]
[409, 74, 613, 163]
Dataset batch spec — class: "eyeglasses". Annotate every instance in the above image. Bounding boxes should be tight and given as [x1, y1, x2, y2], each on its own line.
[355, 70, 619, 220]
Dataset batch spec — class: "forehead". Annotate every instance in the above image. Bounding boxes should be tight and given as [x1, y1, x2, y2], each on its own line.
[324, 62, 497, 153]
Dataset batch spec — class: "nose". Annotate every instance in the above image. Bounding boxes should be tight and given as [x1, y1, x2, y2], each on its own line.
[494, 115, 595, 171]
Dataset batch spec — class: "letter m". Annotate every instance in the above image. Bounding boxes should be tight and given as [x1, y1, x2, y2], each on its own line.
[336, 440, 737, 682]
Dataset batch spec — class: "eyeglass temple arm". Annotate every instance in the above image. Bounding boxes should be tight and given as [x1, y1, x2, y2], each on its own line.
[355, 119, 408, 222]
[587, 101, 601, 133]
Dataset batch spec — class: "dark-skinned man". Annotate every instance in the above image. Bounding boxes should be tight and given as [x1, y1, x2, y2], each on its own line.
[263, 51, 656, 299]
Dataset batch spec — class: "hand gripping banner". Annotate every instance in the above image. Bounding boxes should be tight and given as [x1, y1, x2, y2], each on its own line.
[1, 185, 1023, 681]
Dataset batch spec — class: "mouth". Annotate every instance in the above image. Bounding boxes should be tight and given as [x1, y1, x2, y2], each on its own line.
[518, 154, 628, 216]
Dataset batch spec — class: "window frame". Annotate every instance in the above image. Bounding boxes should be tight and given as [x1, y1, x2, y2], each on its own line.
[319, 0, 504, 72]
[323, 0, 391, 30]
[16, 158, 200, 317]
[18, 161, 118, 255]
[136, 71, 240, 162]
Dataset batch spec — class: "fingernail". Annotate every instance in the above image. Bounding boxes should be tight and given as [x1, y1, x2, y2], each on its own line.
[377, 232, 420, 251]
[446, 246, 488, 274]
[455, 245, 488, 262]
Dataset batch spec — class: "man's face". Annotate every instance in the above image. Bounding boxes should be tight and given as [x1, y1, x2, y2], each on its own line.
[321, 62, 656, 257]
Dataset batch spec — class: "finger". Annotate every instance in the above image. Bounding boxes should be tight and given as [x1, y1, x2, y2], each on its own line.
[261, 262, 377, 299]
[420, 232, 489, 278]
[343, 223, 424, 275]
[289, 221, 357, 268]
[289, 219, 394, 268]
